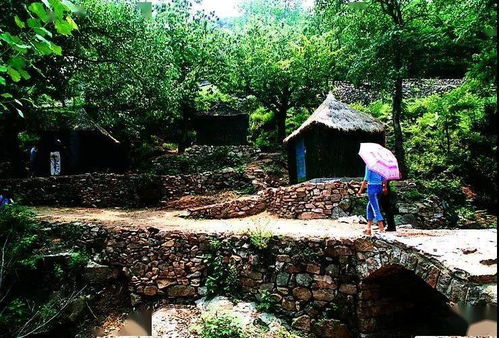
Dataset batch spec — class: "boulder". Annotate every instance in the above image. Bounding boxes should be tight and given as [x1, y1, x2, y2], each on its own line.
[292, 315, 311, 331]
[311, 319, 350, 338]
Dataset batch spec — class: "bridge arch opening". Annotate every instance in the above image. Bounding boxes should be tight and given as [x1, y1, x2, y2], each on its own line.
[357, 264, 469, 337]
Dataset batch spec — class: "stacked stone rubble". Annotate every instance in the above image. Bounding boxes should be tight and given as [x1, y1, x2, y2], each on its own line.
[264, 180, 362, 220]
[186, 195, 267, 219]
[1, 170, 252, 208]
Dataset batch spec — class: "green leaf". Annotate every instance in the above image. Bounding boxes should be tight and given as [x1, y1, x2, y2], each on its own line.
[8, 56, 26, 70]
[49, 0, 66, 17]
[14, 16, 26, 28]
[19, 70, 31, 80]
[34, 41, 53, 55]
[0, 65, 7, 73]
[16, 108, 24, 118]
[0, 32, 14, 44]
[35, 34, 51, 44]
[27, 18, 42, 29]
[61, 0, 79, 12]
[7, 67, 21, 82]
[66, 16, 78, 30]
[12, 43, 31, 54]
[54, 19, 73, 35]
[33, 27, 53, 38]
[1, 93, 13, 98]
[28, 2, 49, 22]
[0, 76, 5, 86]
[50, 43, 62, 55]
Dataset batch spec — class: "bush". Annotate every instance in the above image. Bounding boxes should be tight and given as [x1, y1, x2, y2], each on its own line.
[256, 290, 277, 312]
[0, 205, 92, 337]
[197, 312, 244, 338]
[150, 147, 249, 176]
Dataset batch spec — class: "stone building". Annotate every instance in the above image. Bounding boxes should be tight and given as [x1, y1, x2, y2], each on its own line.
[192, 102, 249, 146]
[284, 94, 385, 183]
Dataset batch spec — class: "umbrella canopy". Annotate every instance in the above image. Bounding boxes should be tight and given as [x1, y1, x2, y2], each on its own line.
[358, 143, 401, 180]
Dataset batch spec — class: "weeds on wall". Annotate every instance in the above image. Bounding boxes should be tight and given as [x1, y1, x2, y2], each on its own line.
[203, 239, 241, 299]
[256, 290, 278, 312]
[248, 227, 273, 251]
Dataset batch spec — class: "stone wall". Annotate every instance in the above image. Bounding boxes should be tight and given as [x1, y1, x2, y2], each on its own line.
[64, 222, 494, 337]
[1, 169, 252, 208]
[181, 179, 450, 229]
[263, 180, 450, 229]
[186, 195, 267, 219]
[331, 79, 464, 105]
[264, 180, 361, 220]
[185, 145, 261, 159]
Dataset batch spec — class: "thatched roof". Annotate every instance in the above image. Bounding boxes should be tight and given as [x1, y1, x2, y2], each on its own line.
[283, 94, 384, 144]
[38, 106, 120, 144]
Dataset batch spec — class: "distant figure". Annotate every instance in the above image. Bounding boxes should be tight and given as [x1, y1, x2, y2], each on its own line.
[50, 138, 62, 176]
[0, 191, 14, 208]
[380, 181, 396, 231]
[357, 166, 386, 235]
[29, 145, 38, 177]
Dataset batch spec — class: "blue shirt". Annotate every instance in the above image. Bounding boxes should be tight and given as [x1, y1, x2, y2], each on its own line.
[364, 167, 385, 185]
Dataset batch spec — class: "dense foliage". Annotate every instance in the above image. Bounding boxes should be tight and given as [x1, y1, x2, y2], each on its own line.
[357, 80, 497, 209]
[0, 205, 91, 337]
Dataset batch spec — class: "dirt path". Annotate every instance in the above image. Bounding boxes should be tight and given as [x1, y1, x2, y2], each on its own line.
[35, 206, 373, 238]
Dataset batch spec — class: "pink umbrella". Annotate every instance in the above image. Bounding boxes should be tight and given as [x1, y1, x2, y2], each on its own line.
[358, 143, 401, 180]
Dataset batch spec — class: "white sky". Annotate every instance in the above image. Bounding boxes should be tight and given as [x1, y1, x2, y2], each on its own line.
[149, 0, 314, 18]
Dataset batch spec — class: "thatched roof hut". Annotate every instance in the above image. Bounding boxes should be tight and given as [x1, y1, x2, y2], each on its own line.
[284, 94, 385, 183]
[193, 102, 249, 146]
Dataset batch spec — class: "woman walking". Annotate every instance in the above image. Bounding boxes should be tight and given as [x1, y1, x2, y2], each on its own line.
[357, 142, 401, 235]
[357, 166, 386, 235]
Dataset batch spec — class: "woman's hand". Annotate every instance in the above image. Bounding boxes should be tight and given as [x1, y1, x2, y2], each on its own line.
[357, 190, 363, 197]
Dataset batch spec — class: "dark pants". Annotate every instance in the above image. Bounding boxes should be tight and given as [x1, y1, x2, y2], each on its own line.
[380, 184, 396, 231]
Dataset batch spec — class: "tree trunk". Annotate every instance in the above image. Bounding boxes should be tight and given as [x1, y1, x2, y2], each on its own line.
[177, 102, 192, 154]
[275, 106, 288, 145]
[0, 113, 25, 178]
[392, 76, 408, 179]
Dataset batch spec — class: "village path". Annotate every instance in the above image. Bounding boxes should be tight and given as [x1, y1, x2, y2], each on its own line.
[36, 206, 497, 295]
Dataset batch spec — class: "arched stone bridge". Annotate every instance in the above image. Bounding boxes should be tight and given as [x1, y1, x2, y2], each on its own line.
[356, 230, 496, 304]
[39, 208, 496, 337]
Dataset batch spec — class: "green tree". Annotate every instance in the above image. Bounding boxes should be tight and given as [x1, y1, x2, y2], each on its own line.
[217, 15, 336, 144]
[155, 0, 222, 152]
[0, 0, 78, 177]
